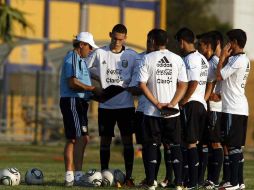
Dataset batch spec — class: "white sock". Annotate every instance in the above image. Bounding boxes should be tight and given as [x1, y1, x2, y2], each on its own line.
[65, 171, 74, 182]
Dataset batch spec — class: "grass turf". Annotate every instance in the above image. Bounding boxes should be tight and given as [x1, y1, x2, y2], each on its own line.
[0, 144, 254, 189]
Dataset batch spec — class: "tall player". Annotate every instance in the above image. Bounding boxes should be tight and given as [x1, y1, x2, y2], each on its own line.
[175, 27, 210, 189]
[137, 28, 188, 190]
[217, 29, 250, 190]
[197, 31, 224, 189]
[59, 32, 99, 186]
[87, 24, 138, 187]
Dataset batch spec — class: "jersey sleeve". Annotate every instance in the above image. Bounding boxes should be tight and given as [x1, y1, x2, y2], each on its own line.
[177, 58, 188, 82]
[220, 56, 242, 80]
[186, 56, 201, 81]
[86, 50, 100, 77]
[128, 55, 142, 87]
[136, 56, 149, 83]
[207, 62, 216, 82]
[64, 52, 77, 78]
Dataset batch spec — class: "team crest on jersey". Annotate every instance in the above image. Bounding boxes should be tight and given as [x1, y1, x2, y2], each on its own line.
[102, 60, 107, 65]
[122, 60, 128, 68]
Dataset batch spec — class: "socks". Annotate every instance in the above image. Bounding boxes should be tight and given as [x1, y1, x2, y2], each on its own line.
[171, 145, 183, 186]
[65, 171, 74, 182]
[182, 148, 189, 186]
[145, 143, 158, 185]
[164, 147, 173, 183]
[211, 148, 223, 185]
[100, 144, 110, 171]
[123, 143, 134, 179]
[223, 155, 230, 183]
[198, 146, 208, 185]
[155, 147, 161, 181]
[228, 147, 241, 186]
[188, 147, 198, 188]
[238, 151, 244, 185]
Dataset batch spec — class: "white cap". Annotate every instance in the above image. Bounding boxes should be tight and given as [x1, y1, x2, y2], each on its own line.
[76, 32, 98, 49]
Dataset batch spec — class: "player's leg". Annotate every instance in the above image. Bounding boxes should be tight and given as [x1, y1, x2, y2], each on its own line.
[142, 115, 161, 189]
[162, 116, 182, 188]
[60, 97, 78, 186]
[184, 101, 200, 189]
[73, 99, 89, 181]
[117, 108, 135, 186]
[98, 108, 116, 171]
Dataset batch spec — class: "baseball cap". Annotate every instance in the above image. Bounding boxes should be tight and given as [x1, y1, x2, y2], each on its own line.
[76, 32, 98, 49]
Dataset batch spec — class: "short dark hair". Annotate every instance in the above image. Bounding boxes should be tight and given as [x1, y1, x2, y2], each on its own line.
[112, 24, 127, 34]
[175, 27, 195, 43]
[196, 32, 217, 52]
[147, 29, 168, 46]
[226, 29, 247, 48]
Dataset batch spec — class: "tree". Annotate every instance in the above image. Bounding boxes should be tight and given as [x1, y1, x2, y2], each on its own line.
[166, 0, 231, 52]
[0, 2, 31, 42]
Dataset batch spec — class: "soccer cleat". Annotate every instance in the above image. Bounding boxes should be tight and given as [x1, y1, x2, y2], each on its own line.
[138, 178, 147, 187]
[159, 179, 169, 188]
[125, 178, 135, 187]
[115, 181, 122, 188]
[64, 180, 74, 187]
[142, 184, 156, 190]
[176, 185, 184, 190]
[239, 183, 245, 190]
[218, 184, 239, 190]
[203, 180, 216, 190]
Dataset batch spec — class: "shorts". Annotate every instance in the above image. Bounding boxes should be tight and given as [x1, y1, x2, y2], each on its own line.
[181, 101, 207, 144]
[60, 97, 89, 139]
[134, 111, 144, 144]
[98, 107, 135, 137]
[142, 115, 181, 145]
[207, 111, 222, 143]
[221, 113, 248, 147]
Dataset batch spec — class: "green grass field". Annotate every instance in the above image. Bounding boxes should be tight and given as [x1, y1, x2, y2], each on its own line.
[0, 144, 254, 189]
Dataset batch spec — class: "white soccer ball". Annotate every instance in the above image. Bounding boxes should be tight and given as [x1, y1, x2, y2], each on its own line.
[101, 169, 114, 186]
[25, 168, 44, 185]
[113, 169, 125, 185]
[84, 169, 102, 187]
[0, 168, 21, 186]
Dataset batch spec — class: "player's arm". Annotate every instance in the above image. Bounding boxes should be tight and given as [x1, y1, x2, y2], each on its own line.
[217, 43, 232, 81]
[69, 77, 98, 92]
[180, 80, 198, 106]
[169, 81, 188, 107]
[204, 82, 215, 101]
[139, 82, 165, 110]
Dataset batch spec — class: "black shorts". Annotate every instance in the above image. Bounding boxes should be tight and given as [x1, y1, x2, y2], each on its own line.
[98, 107, 135, 137]
[207, 111, 222, 143]
[142, 115, 181, 145]
[181, 101, 207, 144]
[60, 97, 89, 139]
[221, 113, 248, 147]
[134, 111, 144, 144]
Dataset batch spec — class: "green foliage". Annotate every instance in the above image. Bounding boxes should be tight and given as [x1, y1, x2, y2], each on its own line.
[167, 0, 232, 52]
[0, 3, 32, 42]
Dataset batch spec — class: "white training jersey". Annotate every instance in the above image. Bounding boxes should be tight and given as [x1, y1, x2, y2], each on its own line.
[183, 50, 209, 110]
[87, 45, 138, 109]
[207, 55, 222, 112]
[137, 49, 188, 117]
[220, 53, 250, 116]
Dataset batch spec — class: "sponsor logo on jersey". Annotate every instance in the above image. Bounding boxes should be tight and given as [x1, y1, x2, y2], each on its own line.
[122, 60, 128, 68]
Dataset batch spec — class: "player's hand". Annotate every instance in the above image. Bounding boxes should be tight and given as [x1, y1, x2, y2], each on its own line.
[209, 93, 221, 102]
[91, 86, 103, 96]
[221, 43, 232, 59]
[156, 102, 167, 110]
[179, 98, 188, 108]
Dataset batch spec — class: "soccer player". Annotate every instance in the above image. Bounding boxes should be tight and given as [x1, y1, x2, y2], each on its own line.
[137, 28, 188, 190]
[175, 27, 210, 189]
[216, 29, 250, 190]
[197, 31, 224, 189]
[59, 32, 99, 186]
[86, 24, 138, 187]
